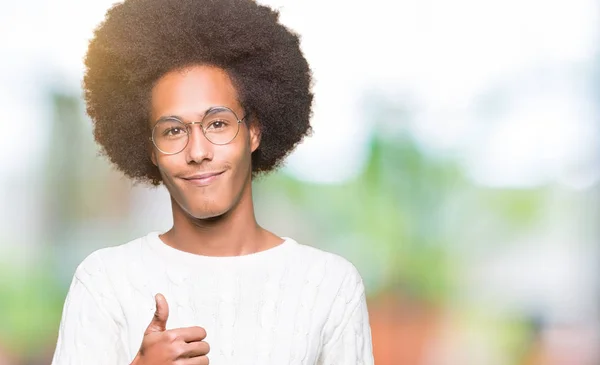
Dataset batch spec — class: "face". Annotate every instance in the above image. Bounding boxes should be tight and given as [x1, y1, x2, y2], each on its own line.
[150, 65, 260, 219]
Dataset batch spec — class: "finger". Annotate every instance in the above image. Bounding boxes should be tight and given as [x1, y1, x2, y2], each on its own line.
[145, 293, 169, 334]
[171, 326, 207, 342]
[179, 341, 210, 358]
[179, 355, 209, 365]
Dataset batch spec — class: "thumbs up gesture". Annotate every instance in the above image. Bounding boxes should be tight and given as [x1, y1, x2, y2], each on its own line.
[131, 294, 210, 365]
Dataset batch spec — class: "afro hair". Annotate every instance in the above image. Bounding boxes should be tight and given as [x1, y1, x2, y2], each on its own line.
[84, 0, 313, 185]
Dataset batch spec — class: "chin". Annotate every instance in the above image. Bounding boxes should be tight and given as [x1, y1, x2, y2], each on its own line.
[188, 209, 227, 220]
[167, 172, 244, 220]
[166, 180, 230, 220]
[183, 201, 231, 220]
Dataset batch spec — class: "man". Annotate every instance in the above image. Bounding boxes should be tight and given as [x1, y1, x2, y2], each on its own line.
[51, 0, 374, 364]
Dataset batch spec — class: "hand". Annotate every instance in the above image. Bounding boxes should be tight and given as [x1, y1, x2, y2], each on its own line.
[131, 293, 210, 365]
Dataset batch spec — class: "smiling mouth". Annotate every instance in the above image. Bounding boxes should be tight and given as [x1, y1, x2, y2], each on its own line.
[181, 171, 225, 186]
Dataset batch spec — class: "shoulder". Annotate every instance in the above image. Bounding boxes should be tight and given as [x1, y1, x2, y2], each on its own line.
[286, 238, 365, 296]
[287, 238, 362, 274]
[288, 239, 369, 345]
[73, 232, 152, 283]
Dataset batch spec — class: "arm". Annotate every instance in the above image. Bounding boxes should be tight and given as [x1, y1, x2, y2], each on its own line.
[318, 266, 374, 365]
[51, 253, 130, 365]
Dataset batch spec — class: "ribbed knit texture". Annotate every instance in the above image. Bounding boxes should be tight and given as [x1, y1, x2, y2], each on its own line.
[51, 232, 374, 365]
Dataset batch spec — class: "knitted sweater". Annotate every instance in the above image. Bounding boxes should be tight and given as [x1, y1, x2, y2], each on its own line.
[51, 232, 374, 365]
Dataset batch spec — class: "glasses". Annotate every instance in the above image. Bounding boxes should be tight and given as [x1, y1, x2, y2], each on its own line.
[150, 106, 247, 155]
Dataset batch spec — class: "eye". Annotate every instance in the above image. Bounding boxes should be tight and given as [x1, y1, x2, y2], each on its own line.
[206, 120, 228, 130]
[164, 127, 186, 136]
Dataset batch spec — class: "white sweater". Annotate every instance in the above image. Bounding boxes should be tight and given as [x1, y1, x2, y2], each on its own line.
[51, 232, 374, 365]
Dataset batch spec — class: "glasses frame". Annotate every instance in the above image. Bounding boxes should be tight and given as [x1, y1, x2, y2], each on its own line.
[149, 106, 247, 155]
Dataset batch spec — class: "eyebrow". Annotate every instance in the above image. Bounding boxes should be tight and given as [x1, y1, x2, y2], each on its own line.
[154, 106, 232, 123]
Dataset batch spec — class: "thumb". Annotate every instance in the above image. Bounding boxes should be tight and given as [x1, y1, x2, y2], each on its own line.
[145, 293, 169, 334]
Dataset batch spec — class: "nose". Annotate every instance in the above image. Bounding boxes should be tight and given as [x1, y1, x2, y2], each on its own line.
[184, 123, 213, 164]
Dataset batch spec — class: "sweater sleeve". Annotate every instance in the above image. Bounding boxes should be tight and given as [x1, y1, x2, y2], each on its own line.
[51, 252, 130, 365]
[317, 264, 374, 365]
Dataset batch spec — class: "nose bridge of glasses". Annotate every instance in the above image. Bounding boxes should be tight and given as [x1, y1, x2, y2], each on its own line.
[186, 120, 204, 130]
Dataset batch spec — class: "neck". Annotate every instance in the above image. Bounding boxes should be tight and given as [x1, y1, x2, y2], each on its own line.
[162, 178, 280, 257]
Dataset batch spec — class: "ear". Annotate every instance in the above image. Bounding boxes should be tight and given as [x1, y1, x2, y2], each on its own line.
[149, 140, 158, 166]
[249, 121, 261, 153]
[151, 150, 158, 166]
[148, 111, 159, 166]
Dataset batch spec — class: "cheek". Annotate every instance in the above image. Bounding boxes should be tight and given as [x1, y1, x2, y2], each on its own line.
[222, 130, 252, 165]
[154, 156, 185, 193]
[230, 140, 253, 177]
[155, 155, 179, 176]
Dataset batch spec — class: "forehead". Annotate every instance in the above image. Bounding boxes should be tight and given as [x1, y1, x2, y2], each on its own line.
[150, 65, 241, 120]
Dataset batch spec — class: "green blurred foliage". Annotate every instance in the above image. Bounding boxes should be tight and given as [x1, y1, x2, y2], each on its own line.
[0, 259, 65, 357]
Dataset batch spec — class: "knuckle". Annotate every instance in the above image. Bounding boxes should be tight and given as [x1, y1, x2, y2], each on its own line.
[164, 331, 179, 343]
[169, 344, 184, 358]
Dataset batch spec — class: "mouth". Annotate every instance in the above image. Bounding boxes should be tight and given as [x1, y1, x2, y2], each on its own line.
[181, 171, 225, 186]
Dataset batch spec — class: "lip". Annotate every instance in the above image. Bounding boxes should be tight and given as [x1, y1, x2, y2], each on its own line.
[181, 171, 225, 186]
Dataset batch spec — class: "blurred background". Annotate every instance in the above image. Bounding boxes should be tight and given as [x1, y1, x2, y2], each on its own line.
[1, 0, 599, 364]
